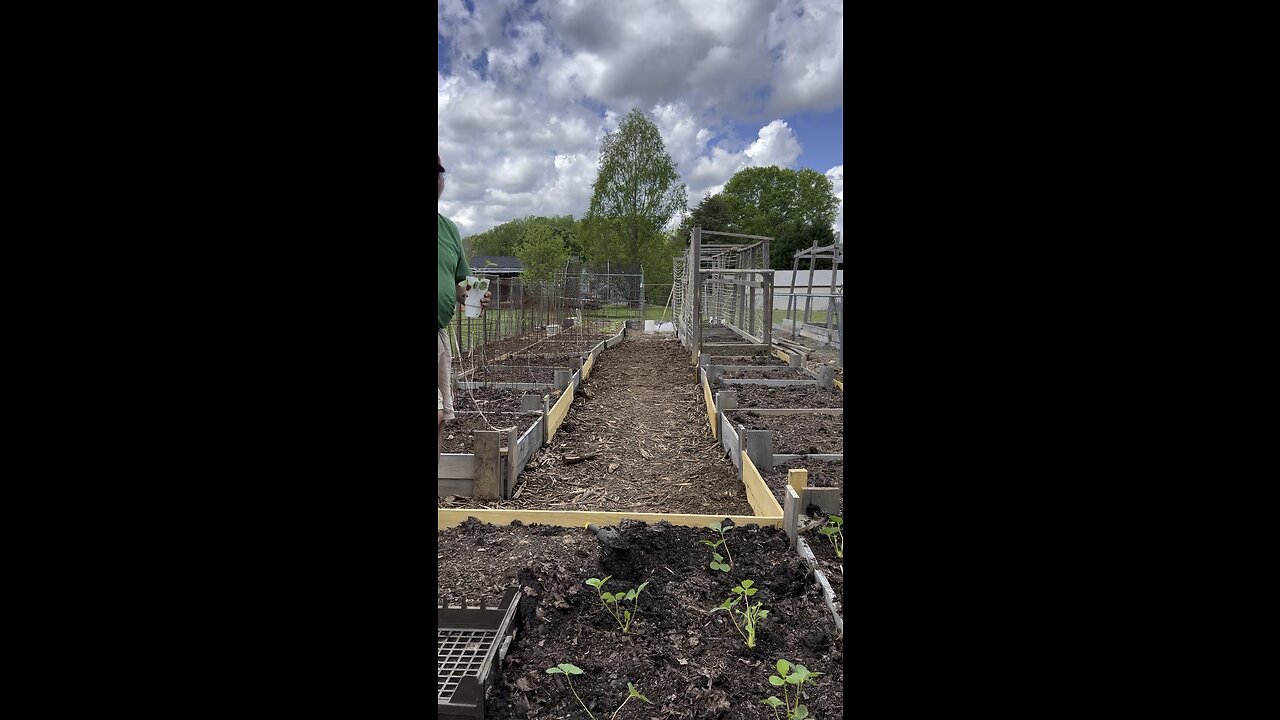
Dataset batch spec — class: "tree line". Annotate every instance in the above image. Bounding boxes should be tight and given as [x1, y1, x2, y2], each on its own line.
[463, 108, 840, 304]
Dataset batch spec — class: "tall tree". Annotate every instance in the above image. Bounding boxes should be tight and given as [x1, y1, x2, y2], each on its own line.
[586, 108, 687, 269]
[717, 166, 839, 269]
[514, 225, 570, 282]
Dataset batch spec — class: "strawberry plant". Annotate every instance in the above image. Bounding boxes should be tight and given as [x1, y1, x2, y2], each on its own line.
[817, 515, 843, 559]
[700, 521, 734, 572]
[761, 659, 824, 719]
[710, 579, 769, 648]
[585, 576, 650, 634]
[545, 663, 652, 720]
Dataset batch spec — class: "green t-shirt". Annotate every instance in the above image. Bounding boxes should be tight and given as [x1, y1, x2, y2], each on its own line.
[438, 214, 470, 329]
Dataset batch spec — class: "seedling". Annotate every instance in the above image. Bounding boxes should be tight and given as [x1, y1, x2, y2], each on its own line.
[817, 515, 844, 559]
[761, 658, 824, 720]
[699, 521, 735, 572]
[710, 579, 769, 648]
[545, 663, 652, 720]
[584, 575, 650, 634]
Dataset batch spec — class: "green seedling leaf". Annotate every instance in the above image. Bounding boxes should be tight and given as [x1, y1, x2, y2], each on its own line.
[700, 539, 722, 548]
[768, 675, 785, 686]
[777, 659, 791, 675]
[637, 581, 649, 593]
[603, 593, 618, 604]
[709, 522, 722, 532]
[830, 516, 843, 527]
[712, 552, 723, 561]
[793, 704, 809, 719]
[757, 609, 770, 618]
[553, 663, 583, 675]
[818, 526, 837, 536]
[762, 696, 784, 707]
[711, 561, 730, 571]
[627, 682, 652, 703]
[740, 580, 754, 589]
[625, 589, 638, 601]
[744, 588, 758, 596]
[623, 609, 632, 622]
[546, 667, 563, 674]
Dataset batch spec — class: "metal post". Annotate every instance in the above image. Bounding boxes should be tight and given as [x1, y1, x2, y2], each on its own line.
[691, 226, 702, 362]
[825, 233, 839, 343]
[789, 255, 800, 337]
[762, 272, 772, 350]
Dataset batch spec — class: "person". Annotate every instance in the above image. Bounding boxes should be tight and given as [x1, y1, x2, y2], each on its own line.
[439, 153, 490, 463]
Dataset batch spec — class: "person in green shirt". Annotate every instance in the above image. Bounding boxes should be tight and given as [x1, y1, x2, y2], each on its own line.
[439, 153, 489, 463]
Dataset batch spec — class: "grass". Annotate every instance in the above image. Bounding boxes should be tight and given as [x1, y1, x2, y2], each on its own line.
[772, 308, 832, 326]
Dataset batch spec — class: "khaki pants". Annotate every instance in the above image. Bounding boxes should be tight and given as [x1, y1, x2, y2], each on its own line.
[438, 329, 454, 421]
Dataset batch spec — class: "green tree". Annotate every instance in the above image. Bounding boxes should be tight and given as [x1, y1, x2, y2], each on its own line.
[586, 108, 687, 269]
[676, 193, 741, 244]
[716, 166, 839, 269]
[514, 225, 570, 282]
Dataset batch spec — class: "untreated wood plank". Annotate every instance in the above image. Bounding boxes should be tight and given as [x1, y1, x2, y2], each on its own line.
[702, 373, 717, 439]
[802, 487, 843, 515]
[457, 382, 556, 391]
[834, 378, 843, 392]
[473, 431, 500, 499]
[720, 379, 817, 386]
[788, 468, 808, 496]
[546, 383, 575, 442]
[797, 536, 843, 634]
[504, 426, 518, 499]
[438, 508, 780, 530]
[818, 367, 835, 390]
[742, 451, 785, 518]
[721, 417, 741, 468]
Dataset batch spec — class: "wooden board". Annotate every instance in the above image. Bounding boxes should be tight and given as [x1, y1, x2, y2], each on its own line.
[438, 508, 780, 530]
[741, 451, 784, 518]
[834, 378, 843, 392]
[797, 536, 843, 635]
[773, 454, 842, 464]
[582, 353, 595, 380]
[457, 382, 555, 391]
[773, 348, 790, 363]
[546, 383, 575, 442]
[437, 478, 472, 497]
[702, 371, 717, 439]
[721, 418, 741, 469]
[702, 343, 769, 354]
[720, 379, 817, 386]
[515, 418, 543, 472]
[438, 453, 475, 480]
[736, 408, 843, 416]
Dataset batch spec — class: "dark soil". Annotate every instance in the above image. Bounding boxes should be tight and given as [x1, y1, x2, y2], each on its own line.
[760, 458, 845, 505]
[451, 388, 541, 414]
[725, 411, 844, 455]
[437, 519, 843, 719]
[441, 412, 539, 454]
[720, 385, 843, 409]
[720, 367, 807, 380]
[442, 337, 753, 515]
[704, 355, 787, 366]
[470, 366, 557, 384]
[803, 514, 845, 617]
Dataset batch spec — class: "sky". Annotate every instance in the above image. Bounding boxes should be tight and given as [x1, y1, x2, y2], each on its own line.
[437, 0, 843, 241]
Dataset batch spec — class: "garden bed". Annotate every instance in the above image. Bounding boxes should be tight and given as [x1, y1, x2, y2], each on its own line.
[725, 411, 844, 455]
[761, 458, 845, 505]
[442, 337, 754, 515]
[802, 515, 845, 618]
[437, 518, 844, 719]
[468, 366, 558, 385]
[720, 367, 808, 380]
[442, 413, 538, 454]
[704, 355, 788, 366]
[720, 385, 843, 409]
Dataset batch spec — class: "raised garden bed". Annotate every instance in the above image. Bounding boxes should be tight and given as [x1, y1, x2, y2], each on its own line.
[725, 410, 844, 456]
[720, 367, 808, 380]
[719, 385, 843, 409]
[762, 458, 844, 506]
[704, 354, 789, 366]
[437, 518, 844, 719]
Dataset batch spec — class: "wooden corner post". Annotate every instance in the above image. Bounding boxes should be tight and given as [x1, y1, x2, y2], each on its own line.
[742, 429, 773, 473]
[473, 430, 500, 499]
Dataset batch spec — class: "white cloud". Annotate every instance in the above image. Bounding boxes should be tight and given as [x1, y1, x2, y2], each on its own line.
[438, 0, 841, 237]
[826, 165, 843, 235]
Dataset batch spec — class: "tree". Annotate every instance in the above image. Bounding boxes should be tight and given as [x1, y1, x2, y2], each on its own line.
[676, 193, 741, 244]
[466, 215, 581, 259]
[586, 108, 687, 268]
[715, 166, 839, 269]
[513, 225, 570, 282]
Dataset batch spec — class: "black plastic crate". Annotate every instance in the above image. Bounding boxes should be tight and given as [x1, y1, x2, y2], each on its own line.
[438, 587, 520, 719]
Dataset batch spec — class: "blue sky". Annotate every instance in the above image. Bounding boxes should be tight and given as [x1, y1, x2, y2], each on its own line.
[438, 0, 843, 237]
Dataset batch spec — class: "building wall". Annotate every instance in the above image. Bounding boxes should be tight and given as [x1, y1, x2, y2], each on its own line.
[772, 270, 843, 311]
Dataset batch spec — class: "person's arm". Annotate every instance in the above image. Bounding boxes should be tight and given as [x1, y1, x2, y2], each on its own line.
[455, 246, 471, 303]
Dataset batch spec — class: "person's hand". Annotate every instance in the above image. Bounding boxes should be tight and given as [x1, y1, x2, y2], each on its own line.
[479, 290, 492, 309]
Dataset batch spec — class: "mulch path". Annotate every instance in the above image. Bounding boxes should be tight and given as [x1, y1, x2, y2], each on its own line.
[437, 519, 843, 719]
[720, 384, 844, 408]
[725, 411, 844, 455]
[440, 336, 754, 515]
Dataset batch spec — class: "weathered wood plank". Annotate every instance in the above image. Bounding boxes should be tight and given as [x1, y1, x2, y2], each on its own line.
[457, 382, 556, 390]
[515, 417, 543, 471]
[773, 454, 842, 464]
[438, 508, 779, 530]
[802, 487, 843, 515]
[797, 536, 843, 634]
[742, 429, 773, 472]
[702, 343, 769, 354]
[473, 431, 500, 499]
[437, 478, 473, 497]
[742, 451, 784, 518]
[438, 453, 475, 479]
[546, 383, 575, 442]
[721, 415, 741, 468]
[818, 367, 835, 390]
[504, 427, 518, 499]
[783, 486, 800, 549]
